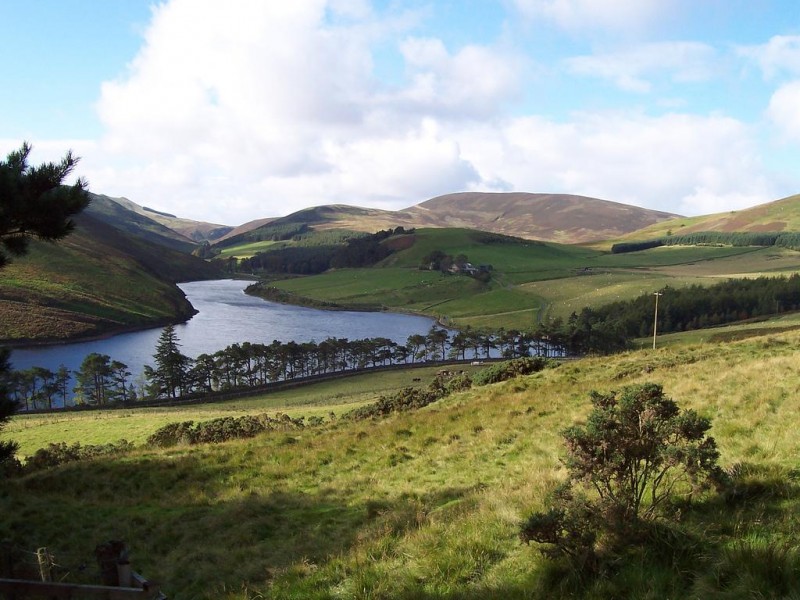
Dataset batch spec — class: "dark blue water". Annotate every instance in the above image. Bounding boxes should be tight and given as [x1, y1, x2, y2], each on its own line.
[9, 279, 438, 380]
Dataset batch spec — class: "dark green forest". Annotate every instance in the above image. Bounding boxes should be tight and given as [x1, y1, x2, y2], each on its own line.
[567, 274, 800, 352]
[612, 231, 800, 253]
[237, 227, 413, 274]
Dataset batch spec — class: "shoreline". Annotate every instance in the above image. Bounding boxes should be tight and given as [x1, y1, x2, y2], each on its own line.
[0, 310, 198, 350]
[244, 282, 383, 313]
[3, 276, 449, 353]
[244, 281, 457, 329]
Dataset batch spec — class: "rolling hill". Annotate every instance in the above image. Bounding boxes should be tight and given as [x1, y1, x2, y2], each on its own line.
[614, 193, 800, 242]
[402, 192, 679, 243]
[85, 194, 199, 252]
[87, 194, 236, 244]
[0, 212, 223, 343]
[225, 192, 680, 247]
[5, 328, 800, 598]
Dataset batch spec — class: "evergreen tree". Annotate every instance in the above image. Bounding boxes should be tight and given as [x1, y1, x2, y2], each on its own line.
[74, 353, 113, 406]
[146, 325, 192, 399]
[0, 350, 19, 469]
[0, 143, 90, 472]
[0, 142, 90, 268]
[55, 365, 71, 408]
[110, 360, 133, 403]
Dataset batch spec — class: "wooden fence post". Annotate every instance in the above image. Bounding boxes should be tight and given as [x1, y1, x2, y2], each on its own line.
[36, 547, 53, 582]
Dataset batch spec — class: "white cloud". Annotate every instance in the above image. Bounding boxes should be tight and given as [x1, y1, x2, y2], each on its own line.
[511, 0, 673, 34]
[70, 0, 788, 226]
[88, 0, 520, 223]
[455, 111, 773, 217]
[324, 119, 480, 202]
[738, 35, 800, 79]
[565, 42, 718, 93]
[396, 37, 521, 116]
[767, 81, 800, 143]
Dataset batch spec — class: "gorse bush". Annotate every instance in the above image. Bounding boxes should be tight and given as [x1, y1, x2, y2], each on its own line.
[24, 440, 134, 473]
[345, 371, 464, 420]
[347, 360, 554, 420]
[473, 357, 551, 386]
[146, 413, 305, 448]
[344, 386, 443, 420]
[521, 383, 722, 573]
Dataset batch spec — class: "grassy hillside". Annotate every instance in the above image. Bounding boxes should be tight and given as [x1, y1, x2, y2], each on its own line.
[404, 192, 678, 243]
[85, 194, 199, 252]
[0, 214, 222, 342]
[262, 228, 800, 329]
[608, 193, 800, 246]
[91, 194, 235, 243]
[4, 330, 800, 598]
[215, 193, 679, 249]
[5, 365, 473, 458]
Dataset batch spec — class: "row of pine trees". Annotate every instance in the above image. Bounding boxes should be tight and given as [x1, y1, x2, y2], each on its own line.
[10, 324, 566, 409]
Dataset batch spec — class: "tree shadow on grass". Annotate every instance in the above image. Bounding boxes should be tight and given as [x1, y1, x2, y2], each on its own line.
[2, 453, 485, 599]
[11, 451, 799, 600]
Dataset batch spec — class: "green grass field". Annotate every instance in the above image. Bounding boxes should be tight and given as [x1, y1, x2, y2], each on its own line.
[216, 239, 279, 258]
[2, 365, 481, 458]
[263, 229, 800, 329]
[5, 329, 800, 598]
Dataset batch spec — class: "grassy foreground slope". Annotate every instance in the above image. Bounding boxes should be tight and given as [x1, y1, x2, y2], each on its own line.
[0, 214, 221, 343]
[3, 332, 800, 598]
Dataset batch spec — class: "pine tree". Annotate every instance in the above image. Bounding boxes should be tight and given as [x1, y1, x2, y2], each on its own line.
[74, 353, 113, 406]
[0, 350, 20, 469]
[146, 325, 192, 399]
[0, 142, 90, 268]
[0, 143, 90, 472]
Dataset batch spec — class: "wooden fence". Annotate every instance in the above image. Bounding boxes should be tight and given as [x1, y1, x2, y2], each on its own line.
[0, 542, 165, 599]
[0, 573, 164, 599]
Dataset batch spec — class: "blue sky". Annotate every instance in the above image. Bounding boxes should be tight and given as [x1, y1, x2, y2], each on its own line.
[2, 0, 800, 225]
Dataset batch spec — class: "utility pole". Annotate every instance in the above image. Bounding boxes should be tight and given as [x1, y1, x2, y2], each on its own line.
[652, 291, 663, 350]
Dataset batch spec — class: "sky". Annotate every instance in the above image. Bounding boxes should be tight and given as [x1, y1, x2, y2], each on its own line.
[1, 0, 800, 226]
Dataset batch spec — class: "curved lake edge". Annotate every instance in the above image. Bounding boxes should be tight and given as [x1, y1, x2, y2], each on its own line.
[8, 279, 444, 387]
[0, 311, 197, 350]
[0, 289, 201, 350]
[245, 281, 382, 312]
[243, 281, 456, 328]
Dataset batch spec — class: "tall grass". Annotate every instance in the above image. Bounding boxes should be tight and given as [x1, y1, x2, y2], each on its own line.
[4, 331, 800, 598]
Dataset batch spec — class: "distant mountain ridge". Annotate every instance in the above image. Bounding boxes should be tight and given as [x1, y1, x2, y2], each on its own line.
[85, 194, 198, 252]
[92, 190, 800, 248]
[403, 192, 679, 243]
[87, 194, 239, 244]
[244, 192, 681, 244]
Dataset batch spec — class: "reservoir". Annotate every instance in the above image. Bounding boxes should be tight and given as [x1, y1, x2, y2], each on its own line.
[8, 279, 439, 381]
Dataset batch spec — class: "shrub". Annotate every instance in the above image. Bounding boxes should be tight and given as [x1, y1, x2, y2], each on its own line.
[146, 413, 305, 448]
[24, 440, 134, 472]
[344, 386, 441, 420]
[146, 421, 196, 448]
[521, 383, 721, 570]
[344, 371, 477, 421]
[445, 373, 473, 394]
[473, 357, 551, 386]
